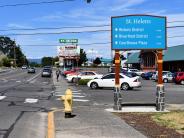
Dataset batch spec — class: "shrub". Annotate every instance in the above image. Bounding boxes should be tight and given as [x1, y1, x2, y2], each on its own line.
[78, 79, 91, 85]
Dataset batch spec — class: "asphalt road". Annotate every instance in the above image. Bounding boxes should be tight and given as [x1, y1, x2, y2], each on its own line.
[0, 68, 56, 138]
[74, 78, 184, 107]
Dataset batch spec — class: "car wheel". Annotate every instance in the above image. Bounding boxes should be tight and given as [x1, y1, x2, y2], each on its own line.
[163, 78, 168, 83]
[180, 80, 184, 85]
[121, 83, 129, 91]
[90, 82, 98, 89]
[71, 78, 75, 83]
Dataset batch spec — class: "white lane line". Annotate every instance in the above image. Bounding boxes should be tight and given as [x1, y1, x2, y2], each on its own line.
[16, 81, 21, 83]
[73, 99, 89, 102]
[24, 98, 38, 103]
[72, 93, 82, 95]
[72, 90, 82, 92]
[0, 96, 6, 100]
[55, 95, 64, 97]
[55, 95, 85, 98]
[73, 95, 85, 98]
[56, 98, 89, 102]
[27, 72, 41, 82]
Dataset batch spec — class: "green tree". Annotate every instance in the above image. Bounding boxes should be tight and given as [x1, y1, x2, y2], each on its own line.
[78, 49, 87, 66]
[2, 57, 11, 67]
[29, 62, 41, 67]
[41, 57, 53, 66]
[93, 57, 101, 65]
[0, 37, 28, 67]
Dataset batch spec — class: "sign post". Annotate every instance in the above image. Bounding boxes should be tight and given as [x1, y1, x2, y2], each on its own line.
[113, 50, 122, 110]
[156, 50, 165, 111]
[111, 15, 166, 111]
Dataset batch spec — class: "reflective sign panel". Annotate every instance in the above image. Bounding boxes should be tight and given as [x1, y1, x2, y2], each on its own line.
[111, 15, 166, 50]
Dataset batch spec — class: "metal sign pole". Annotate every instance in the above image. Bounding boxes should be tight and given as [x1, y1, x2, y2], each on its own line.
[113, 50, 122, 110]
[156, 50, 165, 111]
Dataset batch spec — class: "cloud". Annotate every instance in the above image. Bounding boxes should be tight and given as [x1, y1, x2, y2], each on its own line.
[7, 23, 32, 29]
[110, 0, 147, 11]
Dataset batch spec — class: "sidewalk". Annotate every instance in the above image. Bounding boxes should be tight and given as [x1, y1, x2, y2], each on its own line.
[52, 72, 146, 138]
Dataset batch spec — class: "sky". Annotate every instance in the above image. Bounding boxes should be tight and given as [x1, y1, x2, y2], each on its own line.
[0, 0, 184, 59]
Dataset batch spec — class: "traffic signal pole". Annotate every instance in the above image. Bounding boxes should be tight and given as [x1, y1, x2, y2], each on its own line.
[113, 50, 122, 110]
[156, 50, 165, 111]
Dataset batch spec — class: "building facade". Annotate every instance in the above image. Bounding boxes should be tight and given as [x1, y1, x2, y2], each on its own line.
[126, 45, 184, 72]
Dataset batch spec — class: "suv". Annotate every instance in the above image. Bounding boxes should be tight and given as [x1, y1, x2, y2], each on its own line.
[173, 72, 184, 85]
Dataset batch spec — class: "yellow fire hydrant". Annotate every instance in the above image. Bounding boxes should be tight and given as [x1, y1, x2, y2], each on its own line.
[61, 88, 73, 118]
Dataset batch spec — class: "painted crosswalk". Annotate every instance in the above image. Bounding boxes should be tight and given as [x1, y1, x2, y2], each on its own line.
[55, 89, 89, 103]
[0, 96, 6, 100]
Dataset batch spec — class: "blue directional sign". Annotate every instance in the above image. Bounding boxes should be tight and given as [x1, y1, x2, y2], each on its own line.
[111, 15, 166, 50]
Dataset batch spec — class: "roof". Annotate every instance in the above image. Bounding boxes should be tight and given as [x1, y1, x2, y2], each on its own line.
[126, 45, 184, 64]
[126, 52, 140, 64]
[163, 45, 184, 61]
[100, 58, 112, 63]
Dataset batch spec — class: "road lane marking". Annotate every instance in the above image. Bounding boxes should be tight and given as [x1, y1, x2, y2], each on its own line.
[0, 96, 6, 100]
[27, 72, 41, 82]
[72, 90, 82, 92]
[1, 71, 27, 80]
[47, 112, 55, 138]
[16, 81, 21, 83]
[24, 98, 38, 103]
[73, 99, 89, 102]
[71, 93, 82, 95]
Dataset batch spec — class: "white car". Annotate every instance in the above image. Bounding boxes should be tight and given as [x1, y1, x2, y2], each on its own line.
[152, 71, 172, 82]
[87, 73, 141, 90]
[66, 71, 103, 82]
[128, 69, 144, 76]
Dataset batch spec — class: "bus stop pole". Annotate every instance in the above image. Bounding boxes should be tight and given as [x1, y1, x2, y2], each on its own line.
[113, 50, 122, 110]
[156, 50, 165, 111]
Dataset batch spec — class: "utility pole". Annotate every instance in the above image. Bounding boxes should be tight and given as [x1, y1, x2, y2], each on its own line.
[13, 41, 16, 67]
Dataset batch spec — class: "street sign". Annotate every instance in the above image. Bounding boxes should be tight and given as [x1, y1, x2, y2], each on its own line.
[111, 15, 166, 50]
[59, 39, 78, 43]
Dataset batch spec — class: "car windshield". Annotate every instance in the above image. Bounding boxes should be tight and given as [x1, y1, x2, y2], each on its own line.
[43, 69, 50, 72]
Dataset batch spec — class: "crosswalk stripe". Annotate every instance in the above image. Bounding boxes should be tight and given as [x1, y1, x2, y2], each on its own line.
[73, 99, 89, 102]
[0, 96, 6, 100]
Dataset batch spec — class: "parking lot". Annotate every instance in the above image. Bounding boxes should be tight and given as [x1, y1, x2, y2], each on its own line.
[64, 68, 184, 106]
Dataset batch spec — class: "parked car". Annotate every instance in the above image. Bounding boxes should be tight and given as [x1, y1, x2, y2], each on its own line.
[108, 66, 128, 73]
[21, 65, 28, 69]
[142, 71, 155, 80]
[162, 72, 173, 83]
[152, 71, 172, 81]
[128, 69, 145, 76]
[41, 68, 52, 77]
[123, 72, 138, 78]
[173, 72, 184, 85]
[63, 68, 82, 76]
[66, 71, 103, 83]
[27, 67, 36, 73]
[87, 73, 141, 90]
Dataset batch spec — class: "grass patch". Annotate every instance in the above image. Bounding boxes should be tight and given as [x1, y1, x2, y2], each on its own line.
[78, 79, 91, 85]
[152, 111, 184, 134]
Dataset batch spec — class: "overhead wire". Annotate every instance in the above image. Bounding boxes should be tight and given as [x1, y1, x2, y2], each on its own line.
[0, 24, 183, 32]
[0, 0, 76, 8]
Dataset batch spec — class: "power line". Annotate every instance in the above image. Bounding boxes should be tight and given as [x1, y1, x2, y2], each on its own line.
[168, 35, 184, 38]
[0, 24, 110, 31]
[167, 21, 184, 23]
[20, 42, 111, 46]
[0, 0, 75, 8]
[0, 29, 111, 36]
[0, 24, 183, 32]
